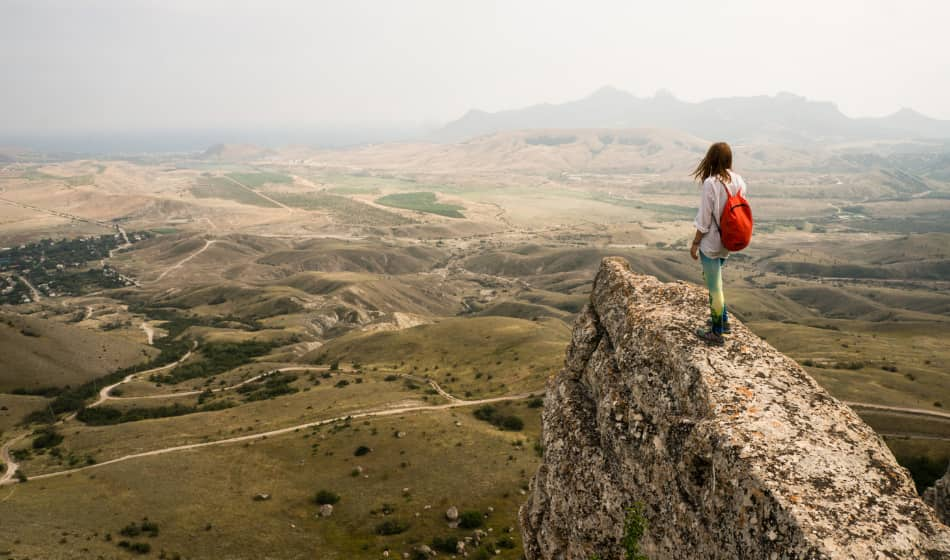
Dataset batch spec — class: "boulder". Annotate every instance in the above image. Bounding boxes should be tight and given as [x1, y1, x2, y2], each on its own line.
[520, 258, 950, 559]
[445, 506, 459, 522]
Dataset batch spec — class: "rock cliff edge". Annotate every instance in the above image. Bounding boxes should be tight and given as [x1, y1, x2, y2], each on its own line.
[520, 257, 950, 559]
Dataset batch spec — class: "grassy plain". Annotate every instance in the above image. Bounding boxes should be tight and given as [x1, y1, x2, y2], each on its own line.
[1, 131, 949, 557]
[375, 192, 466, 218]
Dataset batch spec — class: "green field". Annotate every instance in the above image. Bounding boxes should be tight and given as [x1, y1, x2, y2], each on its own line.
[306, 316, 570, 398]
[191, 176, 280, 207]
[265, 191, 412, 226]
[225, 171, 293, 189]
[375, 192, 465, 218]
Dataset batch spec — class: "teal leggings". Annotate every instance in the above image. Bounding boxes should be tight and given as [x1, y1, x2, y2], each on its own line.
[700, 251, 728, 334]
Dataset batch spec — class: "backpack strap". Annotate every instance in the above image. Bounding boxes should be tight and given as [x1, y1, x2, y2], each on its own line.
[712, 174, 732, 232]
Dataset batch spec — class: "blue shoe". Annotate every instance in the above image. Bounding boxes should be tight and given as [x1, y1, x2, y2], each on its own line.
[695, 327, 725, 346]
[707, 319, 731, 334]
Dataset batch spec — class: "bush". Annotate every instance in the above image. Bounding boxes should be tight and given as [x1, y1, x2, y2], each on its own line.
[431, 536, 458, 553]
[458, 510, 483, 529]
[314, 490, 340, 505]
[129, 542, 151, 554]
[473, 405, 524, 431]
[354, 445, 371, 456]
[527, 397, 544, 408]
[31, 427, 63, 449]
[119, 523, 141, 537]
[623, 502, 649, 560]
[375, 519, 409, 535]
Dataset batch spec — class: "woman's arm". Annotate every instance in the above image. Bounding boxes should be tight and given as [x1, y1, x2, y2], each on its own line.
[690, 229, 704, 260]
[691, 179, 715, 260]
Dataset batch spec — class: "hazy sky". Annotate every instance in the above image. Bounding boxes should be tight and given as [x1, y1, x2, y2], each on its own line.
[3, 0, 950, 133]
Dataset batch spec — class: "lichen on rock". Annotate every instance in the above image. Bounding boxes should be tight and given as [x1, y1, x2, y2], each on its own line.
[520, 257, 950, 559]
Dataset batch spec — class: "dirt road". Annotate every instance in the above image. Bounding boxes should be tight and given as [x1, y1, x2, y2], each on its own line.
[153, 239, 217, 282]
[222, 176, 292, 211]
[5, 389, 539, 485]
[89, 343, 197, 408]
[2, 362, 942, 486]
[14, 274, 42, 302]
[0, 435, 26, 485]
[846, 401, 950, 421]
[140, 322, 155, 345]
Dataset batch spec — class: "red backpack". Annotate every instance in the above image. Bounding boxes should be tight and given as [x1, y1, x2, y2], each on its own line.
[715, 180, 753, 251]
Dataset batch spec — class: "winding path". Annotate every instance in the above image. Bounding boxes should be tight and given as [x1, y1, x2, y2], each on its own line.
[153, 239, 217, 282]
[2, 377, 536, 485]
[14, 274, 42, 302]
[0, 435, 26, 485]
[4, 359, 946, 486]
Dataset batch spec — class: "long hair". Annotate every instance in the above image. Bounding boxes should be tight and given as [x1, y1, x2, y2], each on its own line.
[692, 142, 733, 185]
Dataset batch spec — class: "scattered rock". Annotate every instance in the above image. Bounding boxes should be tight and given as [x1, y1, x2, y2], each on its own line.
[395, 431, 407, 438]
[445, 506, 459, 521]
[253, 493, 271, 501]
[413, 544, 434, 557]
[318, 504, 333, 518]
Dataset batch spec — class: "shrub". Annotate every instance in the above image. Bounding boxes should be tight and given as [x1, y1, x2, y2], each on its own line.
[374, 519, 409, 535]
[622, 502, 649, 560]
[314, 490, 340, 505]
[527, 397, 544, 408]
[31, 427, 63, 449]
[458, 510, 483, 529]
[129, 542, 151, 554]
[473, 406, 496, 422]
[354, 445, 371, 456]
[431, 536, 458, 553]
[498, 415, 524, 431]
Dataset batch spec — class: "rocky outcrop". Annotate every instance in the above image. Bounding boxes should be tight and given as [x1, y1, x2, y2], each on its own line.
[924, 464, 950, 525]
[520, 257, 950, 559]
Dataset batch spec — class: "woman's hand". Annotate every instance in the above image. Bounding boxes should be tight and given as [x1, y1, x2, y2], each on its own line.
[690, 229, 704, 260]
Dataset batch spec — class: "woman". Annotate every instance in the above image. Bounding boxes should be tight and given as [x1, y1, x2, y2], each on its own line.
[690, 142, 747, 345]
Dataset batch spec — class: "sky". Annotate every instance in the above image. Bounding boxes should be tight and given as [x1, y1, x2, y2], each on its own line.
[3, 0, 950, 135]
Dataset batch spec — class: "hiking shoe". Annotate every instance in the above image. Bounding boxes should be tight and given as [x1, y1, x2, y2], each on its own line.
[695, 327, 725, 346]
[707, 319, 731, 334]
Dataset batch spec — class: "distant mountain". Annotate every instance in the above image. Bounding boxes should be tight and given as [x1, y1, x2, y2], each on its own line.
[199, 143, 275, 161]
[435, 86, 950, 144]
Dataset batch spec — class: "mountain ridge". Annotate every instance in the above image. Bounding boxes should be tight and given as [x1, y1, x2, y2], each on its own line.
[437, 86, 950, 144]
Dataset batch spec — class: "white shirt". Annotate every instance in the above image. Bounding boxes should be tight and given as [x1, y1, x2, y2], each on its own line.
[693, 170, 747, 259]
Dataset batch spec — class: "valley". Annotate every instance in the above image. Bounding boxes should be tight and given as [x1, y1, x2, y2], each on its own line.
[1, 131, 949, 558]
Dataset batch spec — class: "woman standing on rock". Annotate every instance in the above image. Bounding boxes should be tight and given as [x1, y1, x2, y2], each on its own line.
[690, 142, 749, 345]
